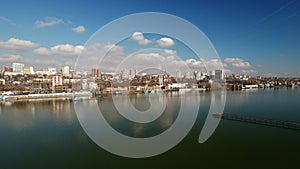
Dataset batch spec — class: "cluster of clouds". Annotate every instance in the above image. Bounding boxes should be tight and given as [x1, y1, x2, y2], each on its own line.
[0, 14, 267, 76]
[98, 52, 189, 74]
[0, 37, 257, 76]
[0, 38, 39, 50]
[131, 32, 175, 48]
[130, 32, 151, 45]
[1, 15, 85, 33]
[224, 57, 251, 68]
[0, 15, 86, 67]
[0, 37, 84, 57]
[34, 44, 84, 56]
[0, 37, 85, 68]
[224, 57, 256, 75]
[91, 45, 223, 75]
[34, 16, 85, 33]
[164, 49, 176, 55]
[0, 29, 257, 75]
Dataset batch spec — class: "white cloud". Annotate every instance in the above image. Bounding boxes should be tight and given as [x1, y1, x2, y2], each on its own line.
[74, 43, 126, 72]
[112, 51, 222, 75]
[72, 25, 85, 33]
[51, 44, 84, 56]
[73, 43, 225, 75]
[164, 49, 176, 55]
[138, 39, 151, 45]
[33, 47, 51, 56]
[131, 32, 144, 41]
[32, 44, 84, 59]
[0, 16, 16, 26]
[224, 57, 244, 63]
[224, 57, 251, 68]
[156, 37, 175, 48]
[103, 44, 124, 55]
[232, 62, 251, 68]
[35, 17, 64, 28]
[117, 52, 182, 73]
[133, 52, 165, 61]
[24, 44, 86, 69]
[131, 32, 151, 45]
[0, 54, 22, 62]
[186, 58, 197, 63]
[25, 43, 125, 71]
[0, 38, 39, 50]
[241, 69, 256, 74]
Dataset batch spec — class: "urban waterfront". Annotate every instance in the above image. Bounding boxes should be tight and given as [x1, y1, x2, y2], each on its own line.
[0, 88, 299, 169]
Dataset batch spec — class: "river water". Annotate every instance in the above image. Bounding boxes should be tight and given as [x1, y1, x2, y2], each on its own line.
[0, 88, 299, 168]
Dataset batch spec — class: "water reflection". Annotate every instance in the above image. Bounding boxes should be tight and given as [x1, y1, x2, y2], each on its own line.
[1, 89, 300, 168]
[0, 99, 76, 131]
[98, 94, 180, 138]
[224, 88, 300, 120]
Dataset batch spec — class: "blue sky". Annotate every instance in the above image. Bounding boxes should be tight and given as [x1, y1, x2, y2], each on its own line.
[0, 0, 299, 76]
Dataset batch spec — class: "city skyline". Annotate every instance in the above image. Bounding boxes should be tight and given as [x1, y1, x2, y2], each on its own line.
[0, 0, 300, 77]
[1, 61, 217, 78]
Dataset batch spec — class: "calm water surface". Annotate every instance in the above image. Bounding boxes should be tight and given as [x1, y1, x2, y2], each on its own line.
[0, 88, 299, 169]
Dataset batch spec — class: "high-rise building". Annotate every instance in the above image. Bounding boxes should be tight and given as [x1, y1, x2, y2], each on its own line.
[12, 62, 25, 73]
[129, 68, 137, 79]
[215, 70, 223, 80]
[92, 68, 99, 77]
[195, 71, 202, 81]
[61, 66, 70, 77]
[121, 69, 129, 80]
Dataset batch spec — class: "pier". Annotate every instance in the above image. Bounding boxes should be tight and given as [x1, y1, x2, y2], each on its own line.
[219, 113, 300, 130]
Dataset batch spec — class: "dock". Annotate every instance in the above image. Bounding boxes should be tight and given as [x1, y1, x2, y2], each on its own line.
[218, 113, 300, 130]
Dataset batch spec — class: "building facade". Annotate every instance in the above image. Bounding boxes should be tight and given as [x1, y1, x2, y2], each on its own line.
[92, 68, 99, 77]
[12, 62, 25, 73]
[51, 75, 63, 87]
[61, 66, 70, 77]
[215, 70, 223, 80]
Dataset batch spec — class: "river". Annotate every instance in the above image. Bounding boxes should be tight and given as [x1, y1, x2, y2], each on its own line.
[0, 88, 299, 168]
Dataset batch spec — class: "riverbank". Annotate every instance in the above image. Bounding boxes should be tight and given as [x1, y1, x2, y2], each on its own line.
[1, 91, 92, 101]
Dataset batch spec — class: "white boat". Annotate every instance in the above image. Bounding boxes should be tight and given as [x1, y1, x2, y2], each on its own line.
[73, 91, 93, 97]
[2, 91, 14, 96]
